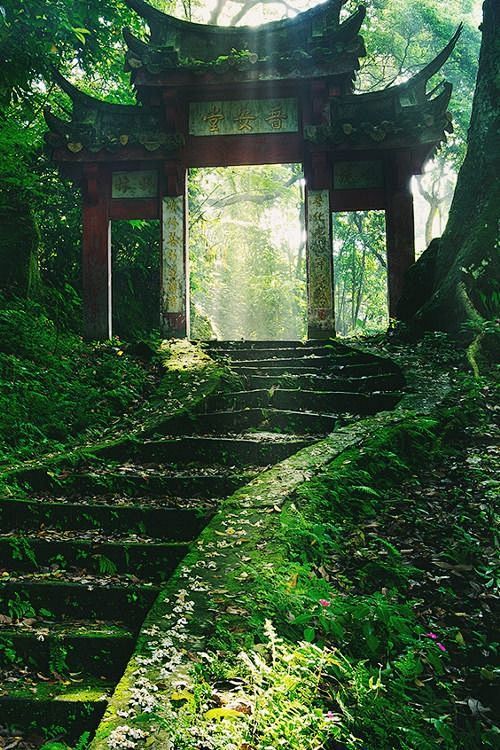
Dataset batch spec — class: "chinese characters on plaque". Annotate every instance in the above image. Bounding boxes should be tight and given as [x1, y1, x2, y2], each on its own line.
[333, 161, 384, 191]
[189, 99, 298, 136]
[112, 170, 159, 199]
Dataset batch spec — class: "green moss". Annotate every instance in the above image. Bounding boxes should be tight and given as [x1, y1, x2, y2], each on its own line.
[88, 357, 456, 750]
[2, 678, 111, 702]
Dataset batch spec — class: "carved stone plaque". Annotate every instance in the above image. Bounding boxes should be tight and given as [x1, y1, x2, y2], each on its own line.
[333, 161, 384, 190]
[189, 99, 298, 136]
[112, 170, 159, 199]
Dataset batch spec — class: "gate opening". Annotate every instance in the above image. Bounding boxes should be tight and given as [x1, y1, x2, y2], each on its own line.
[111, 219, 160, 338]
[332, 211, 388, 336]
[188, 164, 306, 341]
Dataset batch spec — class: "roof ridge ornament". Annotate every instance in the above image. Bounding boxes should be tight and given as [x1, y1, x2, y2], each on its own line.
[409, 23, 463, 91]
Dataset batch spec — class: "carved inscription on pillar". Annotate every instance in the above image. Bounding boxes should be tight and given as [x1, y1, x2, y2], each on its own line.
[189, 99, 298, 136]
[307, 190, 335, 334]
[161, 195, 187, 336]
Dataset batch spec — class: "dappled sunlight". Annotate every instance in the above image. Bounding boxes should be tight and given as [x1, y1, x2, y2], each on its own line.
[189, 164, 306, 340]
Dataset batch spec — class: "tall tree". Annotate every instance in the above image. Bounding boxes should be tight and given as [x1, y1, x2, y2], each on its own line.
[398, 0, 499, 343]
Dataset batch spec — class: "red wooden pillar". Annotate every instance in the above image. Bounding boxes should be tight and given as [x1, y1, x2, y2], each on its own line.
[385, 158, 416, 319]
[305, 152, 335, 340]
[82, 165, 111, 340]
[160, 163, 189, 338]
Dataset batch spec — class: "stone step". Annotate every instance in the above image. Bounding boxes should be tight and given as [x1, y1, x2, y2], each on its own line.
[203, 339, 357, 352]
[120, 435, 313, 466]
[160, 408, 342, 436]
[0, 674, 111, 740]
[207, 389, 402, 414]
[203, 339, 310, 349]
[229, 361, 398, 377]
[0, 498, 210, 539]
[226, 354, 374, 369]
[0, 534, 190, 580]
[244, 371, 405, 392]
[210, 346, 371, 362]
[0, 577, 158, 625]
[17, 466, 259, 498]
[0, 621, 134, 679]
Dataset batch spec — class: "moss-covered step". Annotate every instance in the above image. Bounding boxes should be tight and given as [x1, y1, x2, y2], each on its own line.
[0, 675, 112, 741]
[0, 577, 158, 625]
[225, 354, 376, 370]
[208, 388, 403, 413]
[0, 621, 134, 679]
[208, 347, 377, 362]
[202, 339, 309, 349]
[245, 370, 406, 392]
[0, 498, 211, 538]
[159, 407, 343, 436]
[18, 466, 259, 498]
[203, 339, 364, 352]
[225, 360, 400, 377]
[0, 534, 190, 579]
[112, 435, 313, 466]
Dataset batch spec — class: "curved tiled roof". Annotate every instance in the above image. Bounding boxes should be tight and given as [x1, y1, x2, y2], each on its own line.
[123, 0, 366, 80]
[44, 4, 460, 163]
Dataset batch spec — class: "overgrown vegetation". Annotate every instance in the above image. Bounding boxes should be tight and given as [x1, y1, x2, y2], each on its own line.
[0, 294, 155, 465]
[0, 297, 232, 472]
[0, 1, 497, 748]
[172, 379, 496, 748]
[87, 338, 498, 750]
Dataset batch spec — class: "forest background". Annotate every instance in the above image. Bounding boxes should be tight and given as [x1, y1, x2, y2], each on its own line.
[0, 0, 484, 341]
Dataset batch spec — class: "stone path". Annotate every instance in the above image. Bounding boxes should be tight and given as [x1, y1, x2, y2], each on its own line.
[0, 340, 403, 746]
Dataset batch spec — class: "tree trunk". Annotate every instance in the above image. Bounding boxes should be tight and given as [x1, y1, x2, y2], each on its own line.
[398, 0, 499, 342]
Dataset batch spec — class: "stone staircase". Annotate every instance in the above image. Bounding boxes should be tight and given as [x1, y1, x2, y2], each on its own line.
[0, 340, 404, 746]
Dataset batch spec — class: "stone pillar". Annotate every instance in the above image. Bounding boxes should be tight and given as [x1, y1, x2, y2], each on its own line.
[82, 164, 111, 340]
[160, 166, 189, 338]
[385, 161, 416, 319]
[306, 188, 335, 339]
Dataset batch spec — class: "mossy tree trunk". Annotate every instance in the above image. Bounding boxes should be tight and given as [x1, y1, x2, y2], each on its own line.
[398, 0, 499, 341]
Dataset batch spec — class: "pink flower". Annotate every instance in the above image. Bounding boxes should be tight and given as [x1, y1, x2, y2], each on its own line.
[325, 711, 336, 720]
[319, 599, 331, 608]
[424, 633, 446, 651]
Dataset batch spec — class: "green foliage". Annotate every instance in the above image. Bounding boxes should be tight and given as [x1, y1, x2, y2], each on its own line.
[333, 211, 389, 334]
[0, 295, 154, 464]
[72, 733, 91, 750]
[95, 554, 118, 576]
[9, 534, 38, 566]
[49, 641, 70, 677]
[7, 592, 35, 621]
[111, 220, 161, 337]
